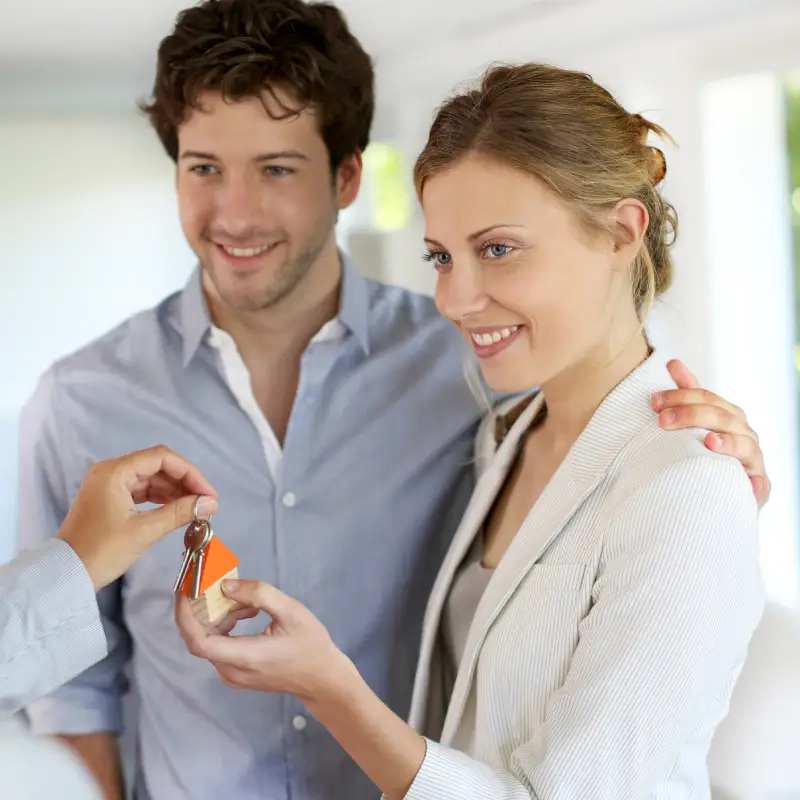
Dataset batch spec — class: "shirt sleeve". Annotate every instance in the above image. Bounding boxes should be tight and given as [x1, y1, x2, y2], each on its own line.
[15, 370, 132, 735]
[404, 454, 765, 800]
[0, 540, 106, 717]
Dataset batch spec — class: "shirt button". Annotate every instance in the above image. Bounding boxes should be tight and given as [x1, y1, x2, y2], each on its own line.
[292, 714, 307, 731]
[282, 492, 297, 508]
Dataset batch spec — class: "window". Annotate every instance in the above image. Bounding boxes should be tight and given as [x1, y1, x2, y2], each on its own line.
[786, 73, 800, 466]
[362, 142, 413, 232]
[702, 72, 800, 604]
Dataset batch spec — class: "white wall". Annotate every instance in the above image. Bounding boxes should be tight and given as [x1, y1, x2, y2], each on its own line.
[0, 112, 196, 562]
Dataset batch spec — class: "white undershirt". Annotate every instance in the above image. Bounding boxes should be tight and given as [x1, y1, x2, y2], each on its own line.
[206, 318, 345, 479]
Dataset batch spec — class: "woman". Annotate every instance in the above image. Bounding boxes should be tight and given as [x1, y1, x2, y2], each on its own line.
[177, 64, 764, 798]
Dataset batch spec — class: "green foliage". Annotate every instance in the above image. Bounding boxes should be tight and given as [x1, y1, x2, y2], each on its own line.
[786, 75, 800, 356]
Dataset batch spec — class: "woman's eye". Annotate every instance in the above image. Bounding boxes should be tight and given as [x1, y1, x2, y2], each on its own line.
[486, 243, 512, 258]
[423, 250, 452, 268]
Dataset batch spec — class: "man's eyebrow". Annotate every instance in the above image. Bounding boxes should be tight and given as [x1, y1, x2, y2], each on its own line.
[254, 150, 310, 162]
[178, 149, 310, 161]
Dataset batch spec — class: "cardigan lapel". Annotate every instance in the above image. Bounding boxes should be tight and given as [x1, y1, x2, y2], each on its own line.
[439, 354, 675, 745]
[407, 392, 545, 732]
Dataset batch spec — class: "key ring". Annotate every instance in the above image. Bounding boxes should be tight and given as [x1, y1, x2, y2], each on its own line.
[193, 496, 213, 525]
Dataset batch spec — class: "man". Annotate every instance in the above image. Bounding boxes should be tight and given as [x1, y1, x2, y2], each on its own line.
[16, 1, 769, 799]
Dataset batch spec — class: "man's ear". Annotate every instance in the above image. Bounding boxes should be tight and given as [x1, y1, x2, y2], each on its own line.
[611, 198, 649, 268]
[335, 151, 363, 211]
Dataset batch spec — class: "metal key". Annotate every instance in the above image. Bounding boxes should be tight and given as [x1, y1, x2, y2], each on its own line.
[173, 498, 215, 598]
[190, 533, 208, 599]
[173, 535, 195, 594]
[173, 521, 213, 596]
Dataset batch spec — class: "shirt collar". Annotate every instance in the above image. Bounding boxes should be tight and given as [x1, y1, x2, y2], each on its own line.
[178, 250, 371, 367]
[179, 266, 209, 367]
[337, 251, 371, 355]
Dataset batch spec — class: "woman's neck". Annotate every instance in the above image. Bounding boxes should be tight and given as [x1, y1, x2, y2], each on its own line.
[537, 328, 651, 450]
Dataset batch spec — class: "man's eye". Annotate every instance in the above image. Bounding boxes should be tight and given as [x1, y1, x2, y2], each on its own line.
[189, 164, 218, 176]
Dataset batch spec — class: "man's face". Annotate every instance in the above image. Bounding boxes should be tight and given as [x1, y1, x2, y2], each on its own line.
[176, 88, 361, 312]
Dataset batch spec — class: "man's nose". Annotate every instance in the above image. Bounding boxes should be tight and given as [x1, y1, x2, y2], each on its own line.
[214, 176, 266, 237]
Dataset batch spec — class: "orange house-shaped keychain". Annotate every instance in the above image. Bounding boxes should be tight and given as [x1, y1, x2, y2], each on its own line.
[180, 536, 241, 626]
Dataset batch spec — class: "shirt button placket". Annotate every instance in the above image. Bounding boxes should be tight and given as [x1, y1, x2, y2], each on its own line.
[282, 492, 297, 508]
[292, 714, 307, 732]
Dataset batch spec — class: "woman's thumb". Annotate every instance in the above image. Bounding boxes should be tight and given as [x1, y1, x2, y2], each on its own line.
[222, 580, 296, 620]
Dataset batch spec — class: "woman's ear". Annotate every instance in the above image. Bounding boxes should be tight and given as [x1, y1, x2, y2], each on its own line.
[611, 198, 649, 268]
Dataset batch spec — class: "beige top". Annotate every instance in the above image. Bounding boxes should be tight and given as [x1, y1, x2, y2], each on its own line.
[443, 534, 495, 670]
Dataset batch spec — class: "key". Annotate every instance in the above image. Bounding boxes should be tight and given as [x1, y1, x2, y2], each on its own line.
[185, 520, 214, 598]
[172, 521, 213, 596]
[173, 539, 195, 594]
[173, 522, 210, 595]
[173, 502, 215, 597]
[191, 538, 207, 599]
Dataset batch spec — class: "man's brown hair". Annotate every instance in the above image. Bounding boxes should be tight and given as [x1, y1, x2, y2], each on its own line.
[140, 0, 375, 169]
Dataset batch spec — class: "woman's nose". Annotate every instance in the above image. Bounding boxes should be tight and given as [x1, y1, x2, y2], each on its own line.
[436, 264, 490, 322]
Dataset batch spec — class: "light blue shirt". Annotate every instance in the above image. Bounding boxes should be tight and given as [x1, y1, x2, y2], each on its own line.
[16, 258, 483, 800]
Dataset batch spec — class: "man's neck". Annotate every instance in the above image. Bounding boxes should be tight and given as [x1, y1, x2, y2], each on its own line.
[201, 247, 343, 442]
[203, 250, 342, 365]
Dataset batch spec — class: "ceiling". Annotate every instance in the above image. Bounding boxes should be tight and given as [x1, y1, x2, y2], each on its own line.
[0, 0, 796, 111]
[0, 0, 593, 113]
[0, 0, 568, 68]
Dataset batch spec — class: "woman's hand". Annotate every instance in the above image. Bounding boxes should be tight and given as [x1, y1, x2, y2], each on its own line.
[176, 580, 427, 798]
[175, 579, 356, 703]
[655, 359, 770, 508]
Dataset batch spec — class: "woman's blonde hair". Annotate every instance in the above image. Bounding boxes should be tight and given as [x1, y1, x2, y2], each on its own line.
[413, 63, 678, 319]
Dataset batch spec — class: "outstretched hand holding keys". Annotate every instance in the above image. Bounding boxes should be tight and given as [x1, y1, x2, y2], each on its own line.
[57, 445, 218, 590]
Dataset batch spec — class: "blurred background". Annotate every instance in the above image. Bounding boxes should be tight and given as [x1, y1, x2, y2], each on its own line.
[2, 0, 800, 796]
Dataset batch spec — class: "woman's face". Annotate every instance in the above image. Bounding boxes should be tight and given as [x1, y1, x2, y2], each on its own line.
[421, 153, 642, 394]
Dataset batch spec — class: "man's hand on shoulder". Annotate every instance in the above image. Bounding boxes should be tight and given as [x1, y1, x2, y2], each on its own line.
[653, 359, 770, 509]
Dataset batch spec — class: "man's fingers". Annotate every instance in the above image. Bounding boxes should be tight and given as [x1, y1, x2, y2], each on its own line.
[653, 388, 746, 422]
[666, 359, 701, 390]
[139, 494, 218, 542]
[657, 404, 752, 437]
[705, 431, 763, 475]
[705, 432, 770, 508]
[751, 475, 771, 509]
